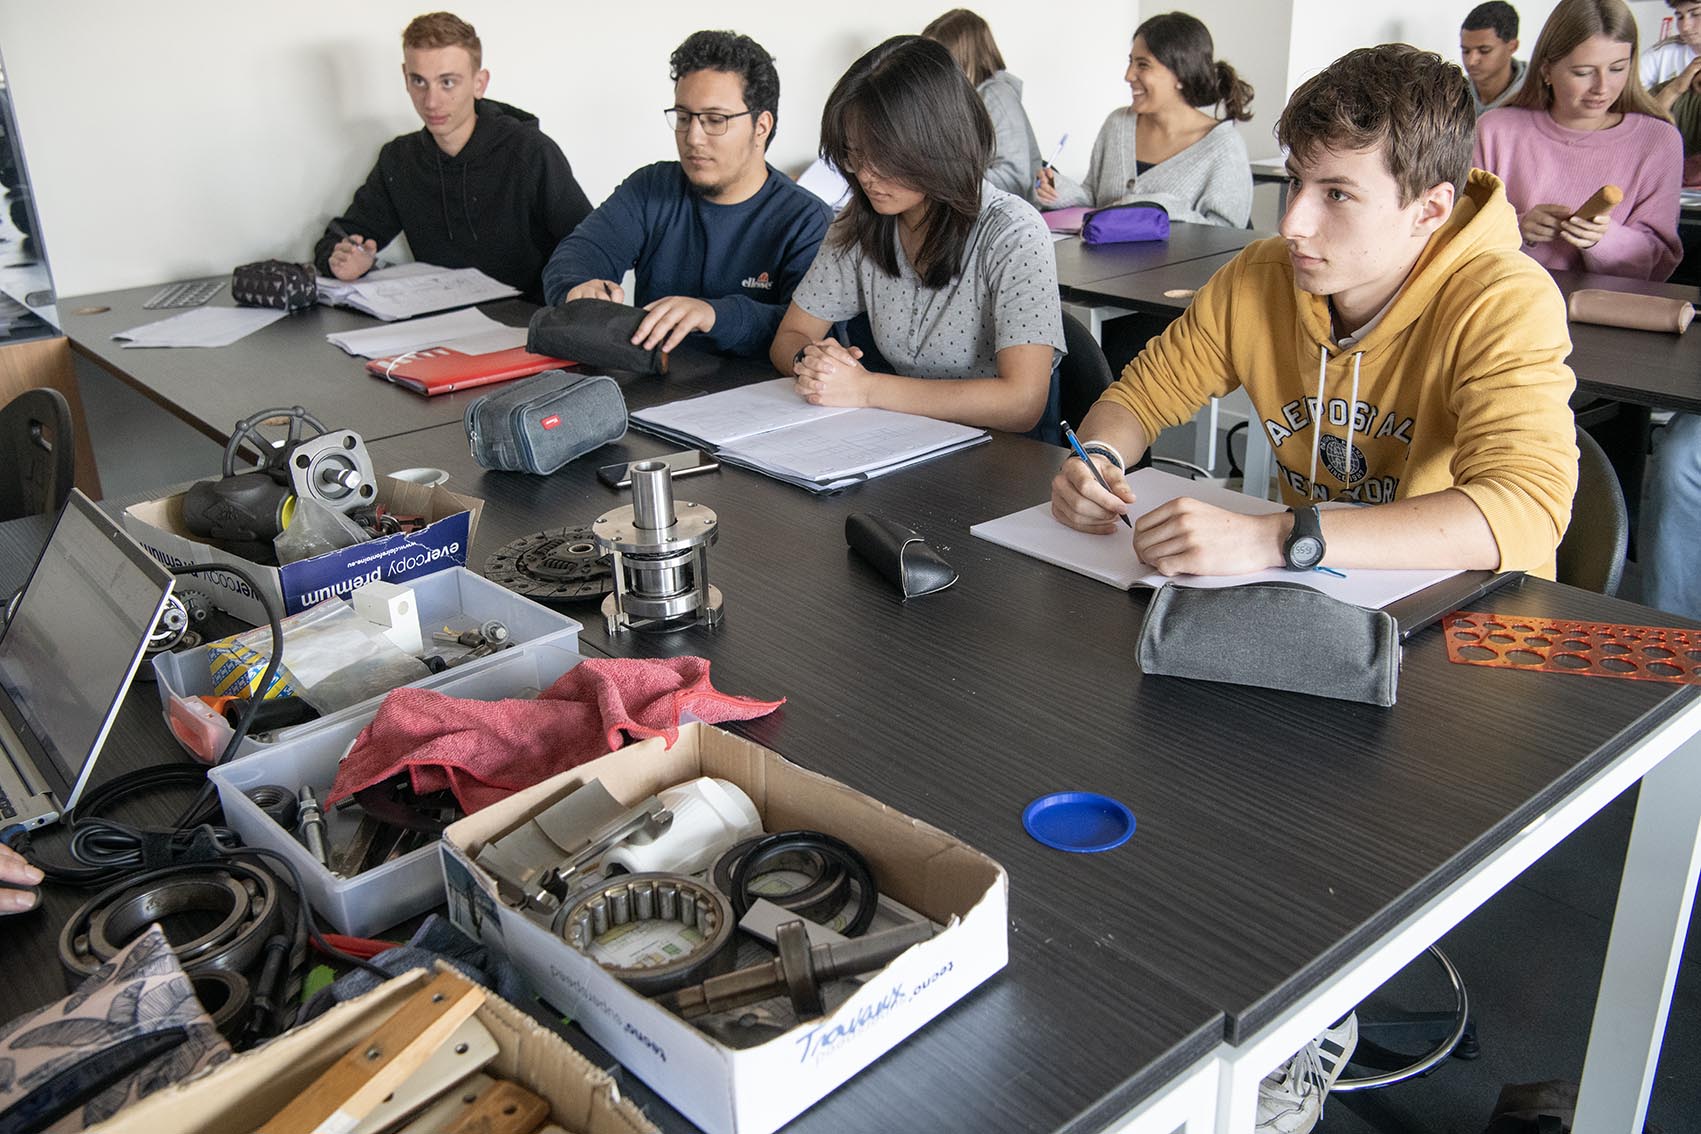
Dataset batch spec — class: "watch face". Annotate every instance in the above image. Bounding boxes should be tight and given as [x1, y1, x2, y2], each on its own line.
[1288, 536, 1324, 569]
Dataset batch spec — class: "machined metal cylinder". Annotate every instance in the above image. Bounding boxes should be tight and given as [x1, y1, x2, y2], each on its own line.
[657, 882, 679, 921]
[630, 462, 676, 531]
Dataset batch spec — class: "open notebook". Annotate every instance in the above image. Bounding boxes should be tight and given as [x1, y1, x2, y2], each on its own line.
[970, 467, 1464, 611]
[630, 378, 987, 492]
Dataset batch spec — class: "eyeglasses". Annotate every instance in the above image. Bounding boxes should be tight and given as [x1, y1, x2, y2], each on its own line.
[663, 107, 754, 135]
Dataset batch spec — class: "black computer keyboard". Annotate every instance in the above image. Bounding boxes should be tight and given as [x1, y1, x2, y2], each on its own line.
[143, 279, 225, 309]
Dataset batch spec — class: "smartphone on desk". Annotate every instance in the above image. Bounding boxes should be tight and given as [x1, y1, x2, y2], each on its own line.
[597, 448, 720, 489]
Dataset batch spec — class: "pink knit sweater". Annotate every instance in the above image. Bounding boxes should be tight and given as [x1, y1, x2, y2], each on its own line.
[1473, 106, 1684, 281]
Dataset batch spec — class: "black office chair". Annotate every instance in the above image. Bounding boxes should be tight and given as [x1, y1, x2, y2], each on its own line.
[1556, 425, 1629, 597]
[0, 387, 74, 521]
[1059, 309, 1114, 429]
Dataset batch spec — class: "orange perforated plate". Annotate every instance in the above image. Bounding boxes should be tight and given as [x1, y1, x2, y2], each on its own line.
[1442, 611, 1701, 685]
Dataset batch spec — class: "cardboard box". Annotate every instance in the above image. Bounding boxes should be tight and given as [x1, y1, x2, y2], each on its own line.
[122, 476, 484, 624]
[86, 963, 658, 1134]
[441, 722, 1009, 1134]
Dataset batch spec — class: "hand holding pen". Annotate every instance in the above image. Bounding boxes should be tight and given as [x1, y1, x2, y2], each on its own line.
[1053, 420, 1135, 532]
[1034, 133, 1068, 206]
[326, 221, 378, 282]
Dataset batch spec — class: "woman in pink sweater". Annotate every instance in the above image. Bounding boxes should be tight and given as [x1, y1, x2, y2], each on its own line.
[1474, 0, 1683, 281]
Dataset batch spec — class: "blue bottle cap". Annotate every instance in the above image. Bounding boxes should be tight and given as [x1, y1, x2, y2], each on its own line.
[1022, 791, 1136, 853]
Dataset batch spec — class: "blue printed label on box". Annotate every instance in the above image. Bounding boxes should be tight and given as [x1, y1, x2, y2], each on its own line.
[277, 511, 471, 613]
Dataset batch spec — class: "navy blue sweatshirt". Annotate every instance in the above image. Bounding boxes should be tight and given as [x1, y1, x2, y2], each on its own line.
[314, 99, 591, 305]
[541, 162, 831, 357]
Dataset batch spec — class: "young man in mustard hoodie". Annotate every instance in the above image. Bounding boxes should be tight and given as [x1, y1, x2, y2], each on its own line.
[1052, 44, 1578, 582]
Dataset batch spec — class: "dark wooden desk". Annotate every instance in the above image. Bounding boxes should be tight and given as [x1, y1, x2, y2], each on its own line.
[58, 282, 540, 445]
[1053, 223, 1259, 295]
[363, 411, 1698, 1032]
[0, 497, 1227, 1134]
[1060, 251, 1239, 317]
[1549, 270, 1701, 414]
[364, 415, 1701, 1130]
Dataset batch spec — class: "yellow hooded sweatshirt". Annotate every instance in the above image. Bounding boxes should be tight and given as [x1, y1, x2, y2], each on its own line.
[1100, 170, 1578, 577]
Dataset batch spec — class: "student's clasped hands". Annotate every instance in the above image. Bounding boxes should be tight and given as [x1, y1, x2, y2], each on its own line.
[1519, 206, 1610, 251]
[793, 339, 870, 406]
[1051, 455, 1283, 577]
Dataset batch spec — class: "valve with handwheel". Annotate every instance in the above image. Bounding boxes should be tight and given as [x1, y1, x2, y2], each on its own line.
[183, 406, 376, 549]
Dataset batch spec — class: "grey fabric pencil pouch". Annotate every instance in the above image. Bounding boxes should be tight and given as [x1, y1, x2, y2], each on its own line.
[1135, 581, 1400, 706]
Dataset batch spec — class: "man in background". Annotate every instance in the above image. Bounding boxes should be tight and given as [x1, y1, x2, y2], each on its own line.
[1460, 2, 1526, 115]
[542, 30, 830, 357]
[314, 11, 592, 304]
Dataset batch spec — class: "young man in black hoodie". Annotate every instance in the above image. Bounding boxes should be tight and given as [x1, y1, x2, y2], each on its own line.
[314, 12, 591, 305]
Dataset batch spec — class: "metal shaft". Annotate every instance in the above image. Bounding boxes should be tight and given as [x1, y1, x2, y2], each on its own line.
[630, 461, 677, 531]
[665, 919, 935, 1020]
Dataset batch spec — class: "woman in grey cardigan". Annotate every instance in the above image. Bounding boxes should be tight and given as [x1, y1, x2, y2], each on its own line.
[923, 9, 1044, 202]
[1038, 12, 1254, 227]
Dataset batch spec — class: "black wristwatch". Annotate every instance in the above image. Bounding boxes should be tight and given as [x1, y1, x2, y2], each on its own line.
[1282, 505, 1326, 570]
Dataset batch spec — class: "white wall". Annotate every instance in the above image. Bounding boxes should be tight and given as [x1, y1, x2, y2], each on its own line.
[0, 0, 1138, 297]
[3, 0, 1682, 298]
[1286, 0, 1673, 97]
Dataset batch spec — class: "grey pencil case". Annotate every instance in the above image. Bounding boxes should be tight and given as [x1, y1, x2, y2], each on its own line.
[1135, 581, 1400, 706]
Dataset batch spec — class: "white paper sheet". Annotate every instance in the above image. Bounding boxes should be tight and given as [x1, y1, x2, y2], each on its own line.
[112, 306, 288, 348]
[325, 308, 511, 358]
[629, 377, 989, 492]
[969, 467, 1460, 609]
[630, 378, 857, 446]
[720, 409, 987, 483]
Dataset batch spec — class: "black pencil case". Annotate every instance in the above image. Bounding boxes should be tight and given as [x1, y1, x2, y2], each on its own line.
[845, 513, 958, 598]
[231, 259, 317, 311]
[528, 299, 670, 376]
[464, 369, 627, 475]
[1136, 580, 1400, 706]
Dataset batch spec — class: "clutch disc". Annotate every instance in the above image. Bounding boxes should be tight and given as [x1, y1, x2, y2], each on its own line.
[485, 525, 614, 601]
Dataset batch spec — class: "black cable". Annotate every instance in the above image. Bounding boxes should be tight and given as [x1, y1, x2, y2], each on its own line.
[164, 561, 286, 829]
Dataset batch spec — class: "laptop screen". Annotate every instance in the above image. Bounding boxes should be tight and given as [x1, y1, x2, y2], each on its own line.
[0, 491, 173, 805]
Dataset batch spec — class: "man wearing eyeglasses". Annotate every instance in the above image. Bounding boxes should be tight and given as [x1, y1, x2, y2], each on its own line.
[541, 30, 831, 357]
[314, 12, 592, 305]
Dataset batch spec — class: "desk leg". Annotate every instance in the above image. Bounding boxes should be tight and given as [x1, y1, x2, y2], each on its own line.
[1573, 726, 1701, 1132]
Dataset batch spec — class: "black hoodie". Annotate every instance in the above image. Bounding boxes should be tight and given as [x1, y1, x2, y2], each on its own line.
[314, 98, 592, 304]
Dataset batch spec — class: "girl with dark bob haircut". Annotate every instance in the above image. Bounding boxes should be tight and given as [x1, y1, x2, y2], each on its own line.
[771, 36, 1065, 437]
[1038, 11, 1255, 226]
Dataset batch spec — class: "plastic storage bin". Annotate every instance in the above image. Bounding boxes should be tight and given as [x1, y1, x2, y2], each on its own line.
[154, 566, 580, 761]
[207, 639, 588, 936]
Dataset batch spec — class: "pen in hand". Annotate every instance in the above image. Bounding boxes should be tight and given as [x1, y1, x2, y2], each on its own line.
[1061, 420, 1132, 529]
[1035, 133, 1069, 190]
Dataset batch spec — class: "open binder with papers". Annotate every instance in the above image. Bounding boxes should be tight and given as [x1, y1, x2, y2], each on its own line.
[316, 262, 519, 321]
[629, 378, 988, 492]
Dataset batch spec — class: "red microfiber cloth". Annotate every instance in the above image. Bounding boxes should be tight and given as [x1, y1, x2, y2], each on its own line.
[325, 656, 783, 813]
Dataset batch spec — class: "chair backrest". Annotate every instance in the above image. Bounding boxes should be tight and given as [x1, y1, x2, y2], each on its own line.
[1058, 310, 1115, 429]
[0, 386, 74, 521]
[1556, 425, 1627, 596]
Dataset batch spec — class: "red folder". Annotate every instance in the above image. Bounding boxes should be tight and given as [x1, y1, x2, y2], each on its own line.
[364, 345, 575, 396]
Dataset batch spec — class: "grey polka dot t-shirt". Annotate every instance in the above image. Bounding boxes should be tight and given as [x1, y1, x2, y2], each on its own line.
[791, 184, 1066, 380]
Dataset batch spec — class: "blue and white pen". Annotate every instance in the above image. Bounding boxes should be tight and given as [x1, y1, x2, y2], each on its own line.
[1035, 133, 1069, 190]
[1061, 420, 1132, 528]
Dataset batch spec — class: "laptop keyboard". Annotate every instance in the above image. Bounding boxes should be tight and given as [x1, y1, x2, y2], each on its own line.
[144, 279, 225, 309]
